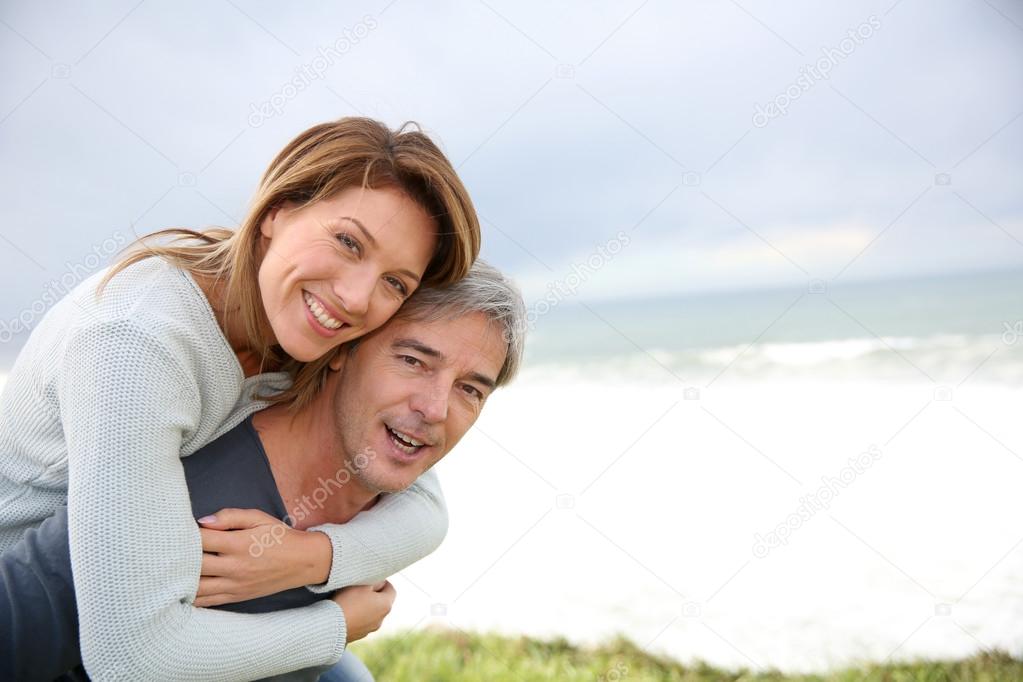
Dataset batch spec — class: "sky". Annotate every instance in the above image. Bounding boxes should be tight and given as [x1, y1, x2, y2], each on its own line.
[1, 2, 1022, 667]
[1, 0, 1021, 338]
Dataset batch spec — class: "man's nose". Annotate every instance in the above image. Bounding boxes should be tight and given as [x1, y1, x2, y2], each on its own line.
[411, 383, 448, 424]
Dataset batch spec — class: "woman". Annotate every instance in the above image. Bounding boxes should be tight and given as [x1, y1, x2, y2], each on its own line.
[0, 117, 480, 679]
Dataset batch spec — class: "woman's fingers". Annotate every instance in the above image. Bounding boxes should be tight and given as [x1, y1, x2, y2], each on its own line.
[193, 592, 231, 608]
[200, 550, 231, 577]
[199, 527, 235, 554]
[377, 581, 396, 603]
[331, 581, 398, 641]
[196, 507, 278, 530]
[195, 575, 233, 602]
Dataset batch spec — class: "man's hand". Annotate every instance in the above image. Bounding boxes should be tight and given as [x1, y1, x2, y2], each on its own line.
[195, 508, 332, 607]
[332, 581, 396, 642]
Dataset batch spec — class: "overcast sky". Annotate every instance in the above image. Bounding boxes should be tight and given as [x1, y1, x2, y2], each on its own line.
[1, 0, 1021, 333]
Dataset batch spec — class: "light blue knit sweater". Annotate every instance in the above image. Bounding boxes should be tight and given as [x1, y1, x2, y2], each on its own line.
[0, 256, 447, 680]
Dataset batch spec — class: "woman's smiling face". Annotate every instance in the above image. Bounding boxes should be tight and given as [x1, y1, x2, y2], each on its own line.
[257, 185, 437, 362]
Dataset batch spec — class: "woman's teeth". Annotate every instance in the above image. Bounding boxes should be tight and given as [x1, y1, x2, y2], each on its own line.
[387, 426, 424, 454]
[303, 292, 343, 330]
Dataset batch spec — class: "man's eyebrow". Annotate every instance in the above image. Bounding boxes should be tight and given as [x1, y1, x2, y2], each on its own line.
[392, 338, 443, 359]
[467, 372, 497, 391]
[392, 339, 498, 389]
[341, 217, 422, 284]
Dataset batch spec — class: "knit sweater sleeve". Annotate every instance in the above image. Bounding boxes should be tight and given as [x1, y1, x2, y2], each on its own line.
[306, 468, 449, 593]
[59, 320, 346, 681]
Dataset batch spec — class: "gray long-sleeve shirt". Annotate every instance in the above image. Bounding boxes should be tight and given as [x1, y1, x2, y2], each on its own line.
[0, 256, 446, 679]
[0, 415, 335, 681]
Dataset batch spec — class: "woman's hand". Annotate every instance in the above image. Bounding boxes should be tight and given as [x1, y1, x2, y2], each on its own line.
[195, 508, 333, 607]
[332, 581, 396, 642]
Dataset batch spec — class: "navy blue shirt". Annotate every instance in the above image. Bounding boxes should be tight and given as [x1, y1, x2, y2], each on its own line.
[0, 415, 330, 680]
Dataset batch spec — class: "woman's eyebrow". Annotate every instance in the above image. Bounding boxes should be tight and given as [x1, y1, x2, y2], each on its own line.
[340, 216, 422, 283]
[339, 216, 377, 248]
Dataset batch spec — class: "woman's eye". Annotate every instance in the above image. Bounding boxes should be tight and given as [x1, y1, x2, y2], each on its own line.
[462, 384, 483, 400]
[385, 276, 408, 296]
[336, 233, 361, 255]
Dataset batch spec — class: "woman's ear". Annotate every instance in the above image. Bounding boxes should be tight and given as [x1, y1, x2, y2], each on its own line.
[260, 203, 288, 239]
[328, 346, 348, 372]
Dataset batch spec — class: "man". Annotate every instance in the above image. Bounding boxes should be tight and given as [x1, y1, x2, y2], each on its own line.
[0, 260, 526, 681]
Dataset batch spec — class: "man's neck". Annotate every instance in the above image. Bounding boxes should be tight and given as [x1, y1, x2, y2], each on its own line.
[251, 401, 379, 529]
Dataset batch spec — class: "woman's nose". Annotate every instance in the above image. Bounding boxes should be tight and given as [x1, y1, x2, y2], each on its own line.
[333, 271, 375, 318]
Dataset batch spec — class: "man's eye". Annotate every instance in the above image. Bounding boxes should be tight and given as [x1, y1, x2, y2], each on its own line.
[462, 384, 483, 400]
[401, 355, 421, 367]
[337, 233, 361, 255]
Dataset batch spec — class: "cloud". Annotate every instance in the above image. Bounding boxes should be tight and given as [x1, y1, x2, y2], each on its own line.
[0, 0, 1020, 331]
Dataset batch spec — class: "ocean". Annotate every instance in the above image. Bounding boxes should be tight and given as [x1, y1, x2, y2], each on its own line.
[392, 266, 1023, 672]
[521, 267, 1023, 385]
[2, 267, 1021, 672]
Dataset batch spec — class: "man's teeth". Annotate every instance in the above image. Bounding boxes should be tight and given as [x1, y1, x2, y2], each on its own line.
[303, 292, 343, 330]
[396, 430, 423, 447]
[388, 426, 424, 453]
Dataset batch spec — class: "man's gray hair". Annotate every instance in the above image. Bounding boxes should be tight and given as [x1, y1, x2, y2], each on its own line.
[395, 259, 526, 386]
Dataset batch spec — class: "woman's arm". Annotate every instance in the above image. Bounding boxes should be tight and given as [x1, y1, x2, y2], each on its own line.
[195, 470, 449, 603]
[59, 320, 346, 680]
[306, 468, 449, 593]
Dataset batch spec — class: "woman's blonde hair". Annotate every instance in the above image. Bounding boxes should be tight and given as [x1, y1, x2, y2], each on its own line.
[102, 117, 480, 410]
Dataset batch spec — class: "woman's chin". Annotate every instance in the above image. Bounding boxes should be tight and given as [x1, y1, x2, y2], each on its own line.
[273, 330, 326, 363]
[271, 308, 351, 362]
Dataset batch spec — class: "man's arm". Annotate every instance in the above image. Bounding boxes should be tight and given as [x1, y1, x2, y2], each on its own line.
[0, 505, 83, 680]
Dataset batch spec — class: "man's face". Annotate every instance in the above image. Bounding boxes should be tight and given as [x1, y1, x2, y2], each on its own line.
[331, 311, 507, 493]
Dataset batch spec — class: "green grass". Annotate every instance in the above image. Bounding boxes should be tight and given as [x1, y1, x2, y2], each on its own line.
[348, 629, 1023, 681]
